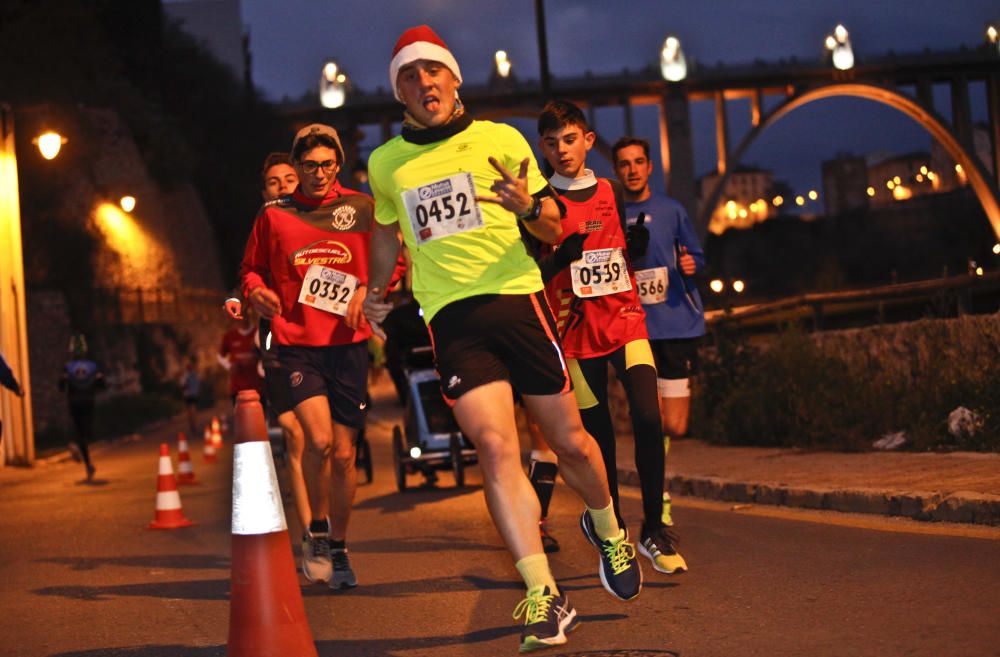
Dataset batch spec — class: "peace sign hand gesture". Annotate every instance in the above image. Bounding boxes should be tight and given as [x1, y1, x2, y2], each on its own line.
[476, 156, 533, 217]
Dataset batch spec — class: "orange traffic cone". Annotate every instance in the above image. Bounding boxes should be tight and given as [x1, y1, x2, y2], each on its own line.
[204, 425, 217, 464]
[227, 389, 317, 657]
[212, 420, 224, 452]
[148, 443, 194, 529]
[176, 432, 198, 485]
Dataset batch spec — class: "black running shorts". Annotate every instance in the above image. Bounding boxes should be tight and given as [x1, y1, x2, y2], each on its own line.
[277, 342, 368, 429]
[649, 336, 702, 379]
[428, 292, 571, 402]
[263, 363, 295, 420]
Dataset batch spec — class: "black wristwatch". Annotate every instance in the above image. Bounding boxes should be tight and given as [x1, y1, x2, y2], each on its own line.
[516, 197, 542, 222]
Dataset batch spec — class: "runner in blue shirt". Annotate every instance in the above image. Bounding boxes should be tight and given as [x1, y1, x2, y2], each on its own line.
[613, 136, 706, 574]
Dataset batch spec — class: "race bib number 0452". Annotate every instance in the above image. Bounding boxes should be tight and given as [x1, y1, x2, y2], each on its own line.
[635, 267, 668, 304]
[297, 265, 359, 316]
[402, 173, 483, 245]
[570, 247, 633, 298]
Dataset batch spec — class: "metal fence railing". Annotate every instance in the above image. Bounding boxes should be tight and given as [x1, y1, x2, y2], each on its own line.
[705, 271, 1000, 333]
[92, 286, 223, 325]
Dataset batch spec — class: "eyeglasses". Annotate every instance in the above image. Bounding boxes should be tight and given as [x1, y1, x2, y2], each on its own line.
[299, 159, 337, 174]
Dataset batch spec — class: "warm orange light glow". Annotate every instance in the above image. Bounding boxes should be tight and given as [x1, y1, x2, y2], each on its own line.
[892, 184, 912, 201]
[94, 203, 172, 287]
[34, 131, 66, 160]
[893, 176, 901, 185]
[808, 190, 818, 201]
[975, 266, 984, 276]
[886, 180, 894, 189]
[732, 279, 745, 293]
[709, 279, 724, 293]
[920, 165, 928, 175]
[119, 195, 136, 213]
[992, 243, 1000, 255]
[738, 208, 748, 219]
[772, 195, 784, 206]
[916, 174, 924, 182]
[795, 195, 805, 206]
[866, 186, 875, 197]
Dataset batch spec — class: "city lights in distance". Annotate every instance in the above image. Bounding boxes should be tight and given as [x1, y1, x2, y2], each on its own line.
[795, 195, 805, 206]
[709, 279, 724, 293]
[772, 195, 784, 206]
[808, 190, 818, 201]
[495, 50, 512, 78]
[992, 243, 1000, 255]
[892, 184, 912, 201]
[119, 195, 136, 213]
[988, 24, 998, 44]
[732, 279, 745, 294]
[866, 186, 875, 197]
[660, 35, 687, 81]
[975, 266, 984, 276]
[34, 131, 66, 160]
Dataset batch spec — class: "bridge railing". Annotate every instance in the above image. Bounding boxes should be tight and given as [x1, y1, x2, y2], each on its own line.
[706, 271, 1000, 333]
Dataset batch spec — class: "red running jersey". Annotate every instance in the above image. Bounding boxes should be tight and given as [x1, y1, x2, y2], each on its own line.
[220, 327, 262, 395]
[544, 178, 647, 359]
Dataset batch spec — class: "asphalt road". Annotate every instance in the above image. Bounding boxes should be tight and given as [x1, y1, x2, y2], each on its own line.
[1, 382, 998, 657]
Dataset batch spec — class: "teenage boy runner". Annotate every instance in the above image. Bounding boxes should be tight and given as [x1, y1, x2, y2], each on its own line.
[232, 153, 322, 576]
[614, 137, 704, 573]
[363, 25, 640, 653]
[241, 125, 371, 590]
[533, 100, 686, 576]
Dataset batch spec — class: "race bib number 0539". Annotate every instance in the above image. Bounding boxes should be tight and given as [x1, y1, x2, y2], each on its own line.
[635, 267, 668, 304]
[297, 265, 359, 316]
[570, 247, 632, 298]
[402, 173, 483, 245]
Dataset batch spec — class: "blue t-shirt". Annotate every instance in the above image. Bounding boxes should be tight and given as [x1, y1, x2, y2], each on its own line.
[625, 193, 706, 340]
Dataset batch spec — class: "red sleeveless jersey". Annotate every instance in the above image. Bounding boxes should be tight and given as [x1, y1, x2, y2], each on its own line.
[544, 178, 647, 359]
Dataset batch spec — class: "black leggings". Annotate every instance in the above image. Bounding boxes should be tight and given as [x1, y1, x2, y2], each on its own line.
[68, 401, 94, 468]
[573, 342, 663, 532]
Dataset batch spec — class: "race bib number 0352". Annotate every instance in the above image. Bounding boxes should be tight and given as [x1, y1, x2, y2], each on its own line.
[570, 247, 632, 298]
[635, 267, 668, 304]
[402, 173, 483, 245]
[297, 265, 359, 316]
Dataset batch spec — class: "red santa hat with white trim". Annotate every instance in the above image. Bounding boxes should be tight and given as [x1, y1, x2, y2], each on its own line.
[388, 25, 462, 102]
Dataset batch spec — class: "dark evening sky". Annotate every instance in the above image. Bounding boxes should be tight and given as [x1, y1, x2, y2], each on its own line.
[240, 0, 998, 195]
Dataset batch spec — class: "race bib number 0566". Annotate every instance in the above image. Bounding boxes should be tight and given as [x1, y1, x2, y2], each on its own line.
[298, 265, 359, 316]
[635, 267, 668, 304]
[570, 248, 632, 298]
[402, 173, 483, 245]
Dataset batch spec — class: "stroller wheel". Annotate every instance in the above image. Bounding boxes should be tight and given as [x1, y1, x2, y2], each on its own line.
[392, 425, 407, 492]
[450, 433, 465, 488]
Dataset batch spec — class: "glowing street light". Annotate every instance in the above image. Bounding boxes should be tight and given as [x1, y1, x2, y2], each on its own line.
[732, 279, 746, 294]
[709, 279, 724, 293]
[866, 186, 875, 197]
[795, 195, 805, 206]
[992, 243, 1000, 255]
[494, 50, 512, 79]
[33, 131, 67, 160]
[987, 24, 998, 47]
[119, 195, 136, 213]
[825, 24, 854, 71]
[319, 59, 347, 109]
[808, 190, 818, 201]
[660, 36, 687, 82]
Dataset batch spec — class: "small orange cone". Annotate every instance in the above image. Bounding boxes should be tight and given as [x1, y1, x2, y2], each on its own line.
[227, 390, 317, 657]
[148, 443, 194, 529]
[212, 421, 224, 452]
[204, 425, 218, 464]
[176, 432, 198, 485]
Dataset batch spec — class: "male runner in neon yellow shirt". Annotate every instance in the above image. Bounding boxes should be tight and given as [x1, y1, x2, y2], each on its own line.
[363, 24, 641, 653]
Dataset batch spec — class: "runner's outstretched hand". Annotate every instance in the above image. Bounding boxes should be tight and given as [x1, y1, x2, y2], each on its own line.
[477, 157, 533, 217]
